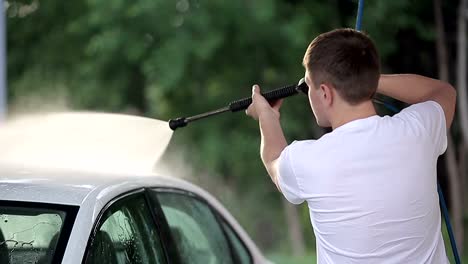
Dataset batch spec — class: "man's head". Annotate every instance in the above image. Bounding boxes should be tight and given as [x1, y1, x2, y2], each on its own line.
[302, 28, 380, 127]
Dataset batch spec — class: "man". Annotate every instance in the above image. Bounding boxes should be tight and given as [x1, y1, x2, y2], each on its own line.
[246, 28, 456, 263]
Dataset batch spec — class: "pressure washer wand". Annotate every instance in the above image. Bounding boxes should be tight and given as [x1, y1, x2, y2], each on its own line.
[169, 78, 308, 130]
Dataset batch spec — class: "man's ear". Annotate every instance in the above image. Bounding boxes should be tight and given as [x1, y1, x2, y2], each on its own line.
[319, 83, 333, 107]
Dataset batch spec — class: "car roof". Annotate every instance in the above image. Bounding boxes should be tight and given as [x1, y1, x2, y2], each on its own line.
[0, 165, 205, 206]
[0, 165, 269, 264]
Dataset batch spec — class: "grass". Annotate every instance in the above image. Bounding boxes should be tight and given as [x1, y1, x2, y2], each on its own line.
[267, 253, 468, 263]
[267, 253, 317, 264]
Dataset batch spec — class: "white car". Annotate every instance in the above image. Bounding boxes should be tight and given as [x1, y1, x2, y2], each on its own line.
[0, 166, 270, 264]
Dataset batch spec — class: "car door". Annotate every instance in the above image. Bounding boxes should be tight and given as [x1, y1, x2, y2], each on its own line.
[82, 190, 168, 264]
[148, 188, 253, 264]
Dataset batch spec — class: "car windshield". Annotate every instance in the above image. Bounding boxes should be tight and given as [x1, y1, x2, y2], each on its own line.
[0, 202, 77, 264]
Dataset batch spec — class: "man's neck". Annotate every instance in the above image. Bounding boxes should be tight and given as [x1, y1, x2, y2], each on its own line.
[330, 100, 377, 130]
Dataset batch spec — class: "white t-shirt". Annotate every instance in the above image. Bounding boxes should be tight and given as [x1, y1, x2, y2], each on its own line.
[278, 101, 449, 263]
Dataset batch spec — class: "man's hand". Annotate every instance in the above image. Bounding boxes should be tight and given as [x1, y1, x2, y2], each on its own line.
[245, 85, 283, 120]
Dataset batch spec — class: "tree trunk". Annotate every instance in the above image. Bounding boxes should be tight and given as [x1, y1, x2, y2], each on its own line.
[282, 199, 306, 256]
[457, 0, 468, 144]
[433, 0, 464, 249]
[457, 0, 468, 251]
[433, 0, 449, 82]
[445, 136, 464, 249]
[458, 142, 467, 213]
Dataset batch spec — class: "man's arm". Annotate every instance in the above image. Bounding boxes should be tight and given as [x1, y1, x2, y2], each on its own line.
[378, 74, 457, 128]
[258, 108, 287, 191]
[246, 85, 287, 191]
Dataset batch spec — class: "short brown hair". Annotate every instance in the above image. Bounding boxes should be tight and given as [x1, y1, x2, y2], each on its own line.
[303, 28, 380, 105]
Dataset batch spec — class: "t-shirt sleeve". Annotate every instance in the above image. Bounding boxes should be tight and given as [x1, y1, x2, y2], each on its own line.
[277, 144, 305, 205]
[395, 101, 447, 155]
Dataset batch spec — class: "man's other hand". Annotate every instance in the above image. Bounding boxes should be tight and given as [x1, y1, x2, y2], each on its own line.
[246, 85, 283, 120]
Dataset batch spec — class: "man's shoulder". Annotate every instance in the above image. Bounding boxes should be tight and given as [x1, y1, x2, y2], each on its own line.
[395, 101, 444, 119]
[285, 139, 327, 159]
[288, 139, 317, 150]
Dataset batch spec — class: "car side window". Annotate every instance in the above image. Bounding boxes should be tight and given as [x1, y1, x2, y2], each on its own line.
[85, 193, 166, 264]
[221, 220, 252, 264]
[154, 191, 234, 264]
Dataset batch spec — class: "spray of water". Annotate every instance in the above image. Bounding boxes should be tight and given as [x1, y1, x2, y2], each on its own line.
[0, 112, 173, 175]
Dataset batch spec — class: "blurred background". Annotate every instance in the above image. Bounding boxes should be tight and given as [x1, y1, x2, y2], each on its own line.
[4, 0, 467, 262]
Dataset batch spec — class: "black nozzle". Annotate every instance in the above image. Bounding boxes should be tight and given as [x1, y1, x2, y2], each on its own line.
[296, 78, 308, 95]
[169, 117, 187, 131]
